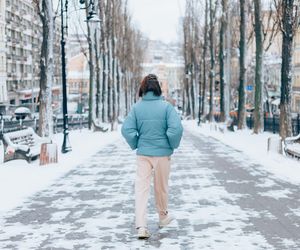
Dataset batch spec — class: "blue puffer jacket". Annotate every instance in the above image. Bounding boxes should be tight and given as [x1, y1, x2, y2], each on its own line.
[121, 91, 183, 156]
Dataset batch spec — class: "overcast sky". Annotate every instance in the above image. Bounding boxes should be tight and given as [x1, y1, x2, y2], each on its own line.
[127, 0, 186, 43]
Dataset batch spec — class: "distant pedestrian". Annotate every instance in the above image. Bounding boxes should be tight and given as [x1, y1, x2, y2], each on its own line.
[121, 74, 183, 239]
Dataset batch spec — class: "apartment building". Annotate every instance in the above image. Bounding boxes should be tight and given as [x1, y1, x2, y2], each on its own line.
[1, 0, 62, 115]
[293, 29, 300, 113]
[66, 33, 90, 113]
[67, 52, 89, 112]
[142, 40, 184, 103]
[0, 0, 7, 114]
[229, 9, 300, 114]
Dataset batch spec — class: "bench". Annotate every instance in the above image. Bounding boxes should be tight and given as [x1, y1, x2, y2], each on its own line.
[92, 120, 109, 132]
[1, 127, 51, 163]
[284, 134, 300, 159]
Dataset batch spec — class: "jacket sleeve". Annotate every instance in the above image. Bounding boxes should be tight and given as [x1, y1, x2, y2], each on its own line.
[121, 107, 138, 150]
[166, 104, 183, 149]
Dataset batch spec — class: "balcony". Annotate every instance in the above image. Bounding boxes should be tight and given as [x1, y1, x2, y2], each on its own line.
[293, 86, 300, 92]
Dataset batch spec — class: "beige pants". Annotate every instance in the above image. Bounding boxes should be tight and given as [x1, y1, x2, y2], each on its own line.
[135, 155, 171, 229]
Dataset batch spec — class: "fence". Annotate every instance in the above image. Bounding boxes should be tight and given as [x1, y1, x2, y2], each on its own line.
[246, 114, 300, 136]
[0, 115, 89, 134]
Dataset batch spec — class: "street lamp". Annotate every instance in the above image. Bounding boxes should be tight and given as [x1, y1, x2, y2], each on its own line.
[61, 0, 99, 152]
[61, 0, 72, 153]
[79, 0, 100, 129]
[79, 0, 100, 23]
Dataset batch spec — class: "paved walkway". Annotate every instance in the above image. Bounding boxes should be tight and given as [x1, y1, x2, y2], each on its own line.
[0, 128, 300, 249]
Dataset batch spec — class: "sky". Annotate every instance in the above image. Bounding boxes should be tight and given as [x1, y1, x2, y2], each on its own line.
[127, 0, 186, 44]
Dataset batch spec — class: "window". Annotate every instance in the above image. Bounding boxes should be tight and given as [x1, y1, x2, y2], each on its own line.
[295, 99, 300, 113]
[1, 86, 4, 101]
[294, 74, 300, 87]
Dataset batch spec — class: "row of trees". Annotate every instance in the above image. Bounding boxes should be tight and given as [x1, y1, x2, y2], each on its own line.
[183, 0, 299, 139]
[84, 0, 145, 129]
[33, 0, 145, 137]
[33, 0, 55, 137]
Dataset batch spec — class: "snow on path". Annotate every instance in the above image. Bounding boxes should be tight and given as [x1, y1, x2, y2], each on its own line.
[185, 120, 300, 185]
[0, 128, 120, 215]
[1, 127, 299, 249]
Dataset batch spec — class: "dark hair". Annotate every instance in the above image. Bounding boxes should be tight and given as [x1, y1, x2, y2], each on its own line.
[138, 74, 162, 97]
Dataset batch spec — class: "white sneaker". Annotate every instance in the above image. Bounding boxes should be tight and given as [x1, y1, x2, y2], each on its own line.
[159, 215, 174, 228]
[137, 227, 150, 239]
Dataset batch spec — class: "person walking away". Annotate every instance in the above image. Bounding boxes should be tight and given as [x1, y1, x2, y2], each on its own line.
[121, 74, 183, 239]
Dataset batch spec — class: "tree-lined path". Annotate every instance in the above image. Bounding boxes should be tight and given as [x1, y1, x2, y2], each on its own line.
[0, 128, 300, 249]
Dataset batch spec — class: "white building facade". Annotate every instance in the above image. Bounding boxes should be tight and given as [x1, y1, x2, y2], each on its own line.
[142, 40, 184, 106]
[0, 0, 7, 113]
[0, 0, 62, 115]
[293, 29, 300, 114]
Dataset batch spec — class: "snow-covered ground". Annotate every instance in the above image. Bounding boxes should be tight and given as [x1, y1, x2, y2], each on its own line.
[185, 120, 300, 185]
[0, 128, 120, 215]
[1, 120, 299, 218]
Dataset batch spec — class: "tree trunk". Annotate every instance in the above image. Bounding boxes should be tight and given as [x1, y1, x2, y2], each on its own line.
[224, 1, 231, 122]
[95, 31, 101, 120]
[98, 0, 108, 123]
[185, 76, 191, 116]
[105, 2, 112, 123]
[279, 0, 294, 139]
[237, 0, 246, 129]
[183, 15, 191, 117]
[219, 0, 229, 122]
[116, 60, 121, 118]
[253, 0, 264, 133]
[201, 0, 209, 122]
[38, 0, 54, 137]
[198, 58, 202, 124]
[190, 66, 195, 118]
[208, 0, 216, 122]
[111, 0, 117, 128]
[85, 1, 95, 129]
[124, 72, 128, 115]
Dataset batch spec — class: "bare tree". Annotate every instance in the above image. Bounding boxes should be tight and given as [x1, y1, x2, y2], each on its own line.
[274, 0, 299, 139]
[246, 0, 281, 133]
[253, 0, 264, 133]
[201, 0, 209, 122]
[219, 0, 230, 122]
[183, 0, 203, 119]
[33, 0, 54, 137]
[183, 1, 192, 117]
[208, 0, 218, 122]
[85, 1, 97, 129]
[237, 0, 247, 129]
[95, 0, 144, 123]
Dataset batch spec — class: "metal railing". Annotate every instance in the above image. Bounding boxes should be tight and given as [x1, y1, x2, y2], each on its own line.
[246, 114, 300, 136]
[0, 116, 89, 134]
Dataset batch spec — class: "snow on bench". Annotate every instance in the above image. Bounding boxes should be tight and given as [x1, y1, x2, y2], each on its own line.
[1, 127, 51, 163]
[284, 134, 300, 159]
[92, 120, 109, 132]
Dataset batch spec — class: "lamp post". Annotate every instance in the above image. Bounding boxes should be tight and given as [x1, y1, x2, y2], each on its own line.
[79, 0, 100, 129]
[61, 0, 72, 153]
